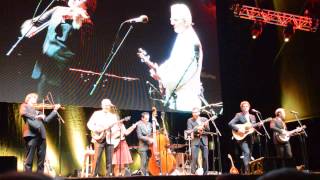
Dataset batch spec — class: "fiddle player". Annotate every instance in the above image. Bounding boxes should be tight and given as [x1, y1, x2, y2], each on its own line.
[187, 107, 209, 175]
[20, 93, 61, 172]
[136, 112, 153, 176]
[20, 0, 96, 101]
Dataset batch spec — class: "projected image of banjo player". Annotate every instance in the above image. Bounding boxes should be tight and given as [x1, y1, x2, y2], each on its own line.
[150, 3, 203, 111]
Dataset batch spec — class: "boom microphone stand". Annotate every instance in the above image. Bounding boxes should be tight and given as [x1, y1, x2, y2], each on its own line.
[89, 22, 134, 95]
[291, 111, 308, 171]
[198, 95, 222, 173]
[253, 111, 270, 158]
[6, 0, 58, 56]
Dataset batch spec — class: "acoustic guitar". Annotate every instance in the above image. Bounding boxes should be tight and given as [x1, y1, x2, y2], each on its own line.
[137, 48, 165, 96]
[275, 125, 306, 143]
[232, 118, 272, 141]
[227, 154, 239, 174]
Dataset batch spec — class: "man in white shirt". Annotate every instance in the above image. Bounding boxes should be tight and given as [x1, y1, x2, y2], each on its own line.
[87, 99, 118, 176]
[151, 3, 203, 111]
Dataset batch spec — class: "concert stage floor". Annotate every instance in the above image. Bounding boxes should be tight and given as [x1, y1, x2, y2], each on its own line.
[64, 175, 260, 180]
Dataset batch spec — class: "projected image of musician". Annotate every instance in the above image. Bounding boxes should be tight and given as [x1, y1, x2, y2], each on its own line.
[20, 0, 96, 101]
[187, 107, 209, 175]
[138, 3, 203, 111]
[228, 101, 262, 174]
[87, 99, 118, 177]
[270, 108, 293, 160]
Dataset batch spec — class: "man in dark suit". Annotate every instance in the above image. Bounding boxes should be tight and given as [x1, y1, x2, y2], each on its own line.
[229, 101, 260, 174]
[19, 93, 60, 172]
[136, 112, 153, 176]
[270, 108, 293, 159]
[187, 107, 210, 175]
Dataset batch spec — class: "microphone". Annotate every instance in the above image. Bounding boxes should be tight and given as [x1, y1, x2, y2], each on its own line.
[290, 110, 299, 114]
[251, 109, 260, 113]
[125, 15, 149, 23]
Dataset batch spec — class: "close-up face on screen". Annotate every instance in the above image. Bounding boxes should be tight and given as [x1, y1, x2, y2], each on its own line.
[0, 0, 221, 112]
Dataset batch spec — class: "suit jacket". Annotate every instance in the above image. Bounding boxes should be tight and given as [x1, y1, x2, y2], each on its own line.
[20, 103, 57, 139]
[270, 117, 286, 144]
[187, 117, 210, 146]
[136, 121, 152, 151]
[229, 112, 257, 142]
[229, 112, 256, 131]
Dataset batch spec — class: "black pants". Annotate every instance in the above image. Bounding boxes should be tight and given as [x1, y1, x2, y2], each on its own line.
[93, 141, 114, 176]
[275, 142, 292, 159]
[24, 136, 46, 172]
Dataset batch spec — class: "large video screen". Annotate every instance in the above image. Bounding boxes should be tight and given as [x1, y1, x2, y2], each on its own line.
[0, 0, 221, 111]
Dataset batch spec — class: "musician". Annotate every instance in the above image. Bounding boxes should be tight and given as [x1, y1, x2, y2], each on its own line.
[87, 99, 117, 176]
[270, 108, 293, 159]
[136, 112, 153, 176]
[20, 0, 96, 101]
[150, 3, 203, 111]
[187, 107, 209, 175]
[228, 101, 261, 174]
[20, 93, 61, 172]
[112, 117, 138, 176]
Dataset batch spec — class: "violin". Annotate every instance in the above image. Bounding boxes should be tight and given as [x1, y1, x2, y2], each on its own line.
[33, 103, 64, 110]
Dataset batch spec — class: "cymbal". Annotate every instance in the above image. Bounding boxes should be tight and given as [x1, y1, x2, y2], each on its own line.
[169, 144, 188, 149]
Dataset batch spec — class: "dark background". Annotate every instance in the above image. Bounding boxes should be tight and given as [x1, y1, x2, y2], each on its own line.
[1, 0, 320, 175]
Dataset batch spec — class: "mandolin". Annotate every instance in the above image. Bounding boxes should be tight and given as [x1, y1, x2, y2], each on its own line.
[227, 154, 239, 174]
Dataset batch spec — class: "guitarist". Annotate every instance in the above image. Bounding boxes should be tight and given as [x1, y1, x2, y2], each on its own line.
[145, 3, 203, 111]
[228, 101, 261, 174]
[87, 99, 118, 177]
[270, 108, 293, 160]
[187, 107, 210, 175]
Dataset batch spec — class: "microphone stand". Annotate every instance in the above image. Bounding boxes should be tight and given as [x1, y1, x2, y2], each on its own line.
[292, 113, 308, 171]
[89, 23, 134, 95]
[163, 48, 200, 110]
[6, 0, 58, 56]
[254, 111, 270, 158]
[199, 95, 222, 173]
[46, 92, 65, 176]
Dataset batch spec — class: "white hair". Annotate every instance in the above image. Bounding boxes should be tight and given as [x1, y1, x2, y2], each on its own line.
[171, 3, 192, 26]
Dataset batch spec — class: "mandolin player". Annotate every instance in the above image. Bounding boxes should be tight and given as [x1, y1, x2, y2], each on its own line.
[187, 107, 210, 175]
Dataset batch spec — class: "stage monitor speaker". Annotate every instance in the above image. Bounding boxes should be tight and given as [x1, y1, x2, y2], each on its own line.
[0, 156, 17, 173]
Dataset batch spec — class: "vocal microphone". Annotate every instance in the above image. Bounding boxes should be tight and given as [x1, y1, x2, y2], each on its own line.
[290, 110, 299, 114]
[125, 15, 149, 23]
[251, 109, 260, 113]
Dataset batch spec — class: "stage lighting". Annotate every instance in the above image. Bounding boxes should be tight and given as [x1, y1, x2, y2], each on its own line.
[251, 21, 263, 39]
[283, 22, 295, 42]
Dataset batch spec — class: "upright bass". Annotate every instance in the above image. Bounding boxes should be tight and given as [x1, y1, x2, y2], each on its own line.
[148, 107, 176, 175]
